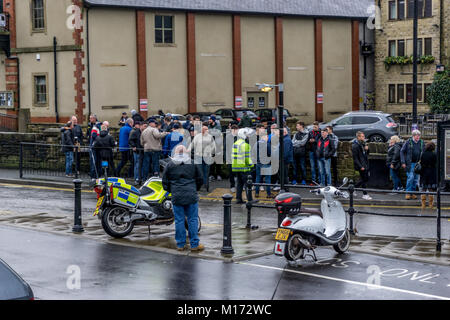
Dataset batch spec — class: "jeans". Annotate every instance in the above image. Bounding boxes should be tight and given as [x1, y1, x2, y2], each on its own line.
[143, 151, 161, 180]
[173, 203, 200, 249]
[293, 153, 307, 182]
[116, 150, 133, 178]
[390, 168, 402, 190]
[317, 157, 331, 186]
[309, 152, 318, 183]
[406, 163, 420, 192]
[255, 163, 271, 196]
[200, 162, 210, 187]
[133, 152, 142, 182]
[355, 169, 369, 195]
[65, 151, 73, 175]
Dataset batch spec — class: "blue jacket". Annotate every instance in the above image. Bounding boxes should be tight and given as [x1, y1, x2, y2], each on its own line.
[163, 131, 184, 156]
[400, 138, 425, 171]
[283, 134, 294, 164]
[118, 123, 133, 152]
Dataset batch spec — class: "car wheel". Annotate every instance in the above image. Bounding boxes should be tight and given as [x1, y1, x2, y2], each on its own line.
[369, 134, 385, 143]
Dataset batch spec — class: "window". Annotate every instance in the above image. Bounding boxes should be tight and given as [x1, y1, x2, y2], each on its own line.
[406, 84, 413, 103]
[424, 38, 432, 55]
[389, 40, 396, 57]
[398, 0, 406, 19]
[389, 1, 397, 20]
[33, 74, 47, 106]
[389, 85, 396, 103]
[31, 0, 45, 31]
[424, 0, 432, 17]
[353, 116, 380, 125]
[407, 0, 414, 18]
[398, 40, 405, 56]
[155, 15, 173, 44]
[247, 97, 255, 108]
[424, 83, 431, 103]
[417, 38, 423, 57]
[258, 97, 266, 108]
[417, 84, 423, 102]
[335, 117, 352, 126]
[397, 84, 405, 103]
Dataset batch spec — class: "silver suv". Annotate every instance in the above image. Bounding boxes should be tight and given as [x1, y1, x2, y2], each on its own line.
[309, 111, 398, 142]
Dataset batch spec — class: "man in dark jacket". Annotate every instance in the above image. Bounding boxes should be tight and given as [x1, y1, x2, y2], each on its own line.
[93, 124, 116, 177]
[307, 121, 321, 185]
[292, 121, 308, 185]
[62, 121, 75, 177]
[131, 109, 145, 124]
[162, 145, 204, 252]
[87, 114, 102, 179]
[238, 111, 252, 128]
[352, 131, 372, 200]
[400, 130, 425, 200]
[316, 129, 335, 186]
[129, 121, 143, 185]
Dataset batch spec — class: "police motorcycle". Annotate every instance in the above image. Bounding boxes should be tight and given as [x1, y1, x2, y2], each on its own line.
[93, 160, 201, 238]
[273, 178, 351, 262]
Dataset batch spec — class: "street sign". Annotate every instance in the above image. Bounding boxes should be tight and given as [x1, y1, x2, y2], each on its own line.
[235, 96, 242, 108]
[139, 99, 148, 112]
[317, 92, 324, 104]
[438, 120, 450, 183]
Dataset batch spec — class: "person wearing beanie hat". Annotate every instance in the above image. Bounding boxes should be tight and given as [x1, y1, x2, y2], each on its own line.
[131, 109, 145, 123]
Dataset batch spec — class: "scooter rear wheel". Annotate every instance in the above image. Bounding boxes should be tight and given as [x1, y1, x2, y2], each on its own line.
[101, 206, 135, 238]
[284, 234, 305, 261]
[333, 229, 351, 254]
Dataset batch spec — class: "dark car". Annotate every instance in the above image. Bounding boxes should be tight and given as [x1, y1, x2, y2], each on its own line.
[214, 108, 259, 128]
[0, 258, 34, 300]
[254, 108, 292, 123]
[185, 112, 213, 123]
[307, 111, 398, 142]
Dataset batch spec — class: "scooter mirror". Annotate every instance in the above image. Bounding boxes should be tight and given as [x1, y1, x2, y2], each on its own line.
[342, 177, 349, 186]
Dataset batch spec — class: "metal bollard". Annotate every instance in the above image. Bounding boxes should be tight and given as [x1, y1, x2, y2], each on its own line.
[72, 179, 84, 233]
[348, 180, 355, 235]
[245, 175, 259, 230]
[221, 194, 234, 255]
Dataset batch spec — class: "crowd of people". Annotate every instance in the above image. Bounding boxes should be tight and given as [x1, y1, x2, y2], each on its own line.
[60, 111, 437, 208]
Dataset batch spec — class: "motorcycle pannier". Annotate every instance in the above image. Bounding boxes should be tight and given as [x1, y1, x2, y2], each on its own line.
[275, 193, 302, 216]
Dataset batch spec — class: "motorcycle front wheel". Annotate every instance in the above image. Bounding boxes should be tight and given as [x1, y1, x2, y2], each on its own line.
[333, 229, 351, 254]
[284, 234, 305, 261]
[101, 206, 135, 238]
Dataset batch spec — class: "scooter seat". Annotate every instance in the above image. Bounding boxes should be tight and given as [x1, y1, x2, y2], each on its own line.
[300, 208, 323, 219]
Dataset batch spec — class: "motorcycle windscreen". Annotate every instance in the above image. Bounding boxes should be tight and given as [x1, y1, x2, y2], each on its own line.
[112, 187, 140, 207]
[321, 200, 347, 238]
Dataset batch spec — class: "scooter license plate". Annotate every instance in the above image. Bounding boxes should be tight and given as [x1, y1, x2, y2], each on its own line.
[275, 228, 290, 241]
[93, 196, 104, 216]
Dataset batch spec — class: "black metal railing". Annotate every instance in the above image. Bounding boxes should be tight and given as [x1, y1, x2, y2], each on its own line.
[245, 177, 449, 252]
[394, 113, 449, 137]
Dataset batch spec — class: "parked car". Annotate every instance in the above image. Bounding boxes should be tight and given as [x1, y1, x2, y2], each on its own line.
[0, 258, 34, 300]
[307, 111, 398, 142]
[214, 108, 259, 128]
[254, 108, 292, 123]
[185, 112, 213, 123]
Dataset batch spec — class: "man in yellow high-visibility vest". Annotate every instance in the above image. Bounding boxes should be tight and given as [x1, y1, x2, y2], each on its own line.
[232, 128, 254, 204]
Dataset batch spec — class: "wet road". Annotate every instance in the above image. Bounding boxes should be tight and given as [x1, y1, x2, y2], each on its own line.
[0, 183, 448, 240]
[0, 225, 448, 300]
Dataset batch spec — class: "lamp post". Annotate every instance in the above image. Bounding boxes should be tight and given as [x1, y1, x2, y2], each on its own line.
[412, 0, 418, 130]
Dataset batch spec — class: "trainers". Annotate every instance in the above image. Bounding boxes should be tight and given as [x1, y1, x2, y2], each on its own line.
[273, 186, 281, 191]
[209, 176, 215, 181]
[362, 194, 372, 200]
[217, 175, 222, 181]
[230, 187, 236, 193]
[191, 244, 205, 252]
[292, 180, 297, 185]
[177, 246, 187, 252]
[301, 180, 307, 185]
[260, 186, 265, 192]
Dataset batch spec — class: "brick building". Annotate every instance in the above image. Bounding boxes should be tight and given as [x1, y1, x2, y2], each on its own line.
[374, 0, 450, 115]
[0, 0, 375, 126]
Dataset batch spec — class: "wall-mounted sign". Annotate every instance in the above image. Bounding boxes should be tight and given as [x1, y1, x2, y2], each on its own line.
[235, 96, 242, 108]
[317, 92, 324, 104]
[139, 99, 148, 112]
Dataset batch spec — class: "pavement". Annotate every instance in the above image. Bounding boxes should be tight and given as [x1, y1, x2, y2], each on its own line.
[0, 168, 448, 267]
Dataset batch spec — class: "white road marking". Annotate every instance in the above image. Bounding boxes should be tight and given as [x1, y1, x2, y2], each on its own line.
[238, 261, 450, 300]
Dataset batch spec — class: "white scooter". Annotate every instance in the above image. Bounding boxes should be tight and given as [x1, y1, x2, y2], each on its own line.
[273, 178, 351, 262]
